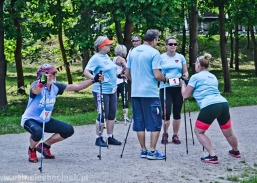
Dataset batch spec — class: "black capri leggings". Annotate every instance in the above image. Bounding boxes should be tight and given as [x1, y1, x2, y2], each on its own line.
[160, 87, 183, 120]
[24, 118, 74, 142]
[117, 82, 129, 109]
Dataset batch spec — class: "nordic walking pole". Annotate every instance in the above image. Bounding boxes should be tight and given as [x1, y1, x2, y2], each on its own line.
[163, 84, 167, 161]
[39, 76, 47, 173]
[97, 70, 104, 160]
[123, 77, 127, 125]
[120, 117, 133, 158]
[183, 100, 188, 154]
[186, 100, 195, 145]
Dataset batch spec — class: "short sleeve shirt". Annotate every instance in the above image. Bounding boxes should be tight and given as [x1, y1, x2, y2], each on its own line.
[127, 45, 162, 97]
[188, 70, 227, 109]
[160, 52, 186, 89]
[86, 53, 117, 94]
[21, 81, 67, 127]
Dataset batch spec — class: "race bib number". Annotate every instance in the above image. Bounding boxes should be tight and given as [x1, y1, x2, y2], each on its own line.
[168, 78, 180, 86]
[40, 110, 52, 120]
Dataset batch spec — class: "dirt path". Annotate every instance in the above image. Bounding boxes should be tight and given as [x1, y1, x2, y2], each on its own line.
[0, 105, 257, 183]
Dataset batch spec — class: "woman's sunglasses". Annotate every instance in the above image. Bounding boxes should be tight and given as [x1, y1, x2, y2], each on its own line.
[167, 43, 177, 46]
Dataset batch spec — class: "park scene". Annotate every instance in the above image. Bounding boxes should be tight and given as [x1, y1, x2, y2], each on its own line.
[0, 0, 257, 183]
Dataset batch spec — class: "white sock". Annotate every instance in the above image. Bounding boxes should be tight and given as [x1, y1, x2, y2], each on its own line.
[107, 134, 113, 138]
[96, 135, 102, 139]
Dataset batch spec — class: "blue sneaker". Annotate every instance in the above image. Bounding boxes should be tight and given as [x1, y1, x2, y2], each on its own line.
[147, 150, 165, 160]
[140, 149, 148, 158]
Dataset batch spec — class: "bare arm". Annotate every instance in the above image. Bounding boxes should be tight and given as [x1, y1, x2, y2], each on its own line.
[181, 80, 194, 99]
[83, 69, 94, 80]
[153, 69, 166, 82]
[31, 81, 44, 95]
[65, 80, 93, 92]
[125, 68, 131, 81]
[65, 71, 103, 92]
[182, 64, 189, 78]
[116, 57, 127, 74]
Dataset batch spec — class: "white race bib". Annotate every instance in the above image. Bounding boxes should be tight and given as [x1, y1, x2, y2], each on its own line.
[40, 110, 52, 120]
[168, 78, 180, 86]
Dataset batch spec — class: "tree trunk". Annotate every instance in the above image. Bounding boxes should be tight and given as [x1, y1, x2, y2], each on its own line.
[188, 2, 198, 72]
[247, 26, 251, 49]
[219, 3, 231, 93]
[229, 28, 234, 68]
[10, 0, 25, 94]
[57, 0, 72, 84]
[0, 0, 7, 108]
[115, 20, 123, 44]
[123, 18, 133, 52]
[181, 2, 186, 57]
[249, 26, 257, 77]
[81, 51, 90, 72]
[234, 24, 239, 71]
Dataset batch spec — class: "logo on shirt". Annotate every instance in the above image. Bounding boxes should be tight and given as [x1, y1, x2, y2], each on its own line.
[175, 60, 179, 63]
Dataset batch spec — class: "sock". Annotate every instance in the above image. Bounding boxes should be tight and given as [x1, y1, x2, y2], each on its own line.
[43, 143, 51, 148]
[107, 134, 113, 138]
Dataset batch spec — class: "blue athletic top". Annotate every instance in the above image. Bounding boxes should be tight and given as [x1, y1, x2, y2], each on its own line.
[21, 81, 67, 127]
[188, 70, 227, 109]
[160, 52, 186, 89]
[127, 44, 162, 97]
[86, 53, 117, 94]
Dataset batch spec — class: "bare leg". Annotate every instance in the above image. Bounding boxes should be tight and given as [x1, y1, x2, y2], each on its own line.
[163, 120, 170, 132]
[106, 119, 115, 134]
[123, 108, 129, 119]
[137, 131, 146, 150]
[29, 137, 39, 149]
[173, 119, 181, 135]
[150, 131, 160, 151]
[221, 127, 239, 151]
[195, 127, 216, 156]
[95, 121, 105, 136]
[44, 133, 64, 146]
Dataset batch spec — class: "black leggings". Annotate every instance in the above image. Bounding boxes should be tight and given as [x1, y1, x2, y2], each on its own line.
[24, 119, 74, 142]
[160, 87, 183, 120]
[117, 82, 129, 108]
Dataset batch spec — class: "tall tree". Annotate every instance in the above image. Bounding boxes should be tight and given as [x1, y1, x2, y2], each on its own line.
[188, 0, 198, 71]
[200, 0, 231, 92]
[56, 0, 72, 84]
[0, 0, 7, 108]
[9, 0, 25, 94]
[218, 1, 231, 92]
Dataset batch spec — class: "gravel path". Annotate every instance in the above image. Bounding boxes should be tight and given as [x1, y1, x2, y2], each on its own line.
[0, 105, 257, 183]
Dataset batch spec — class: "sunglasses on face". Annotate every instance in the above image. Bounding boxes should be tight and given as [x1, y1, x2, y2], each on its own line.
[132, 40, 140, 43]
[167, 43, 177, 46]
[45, 71, 57, 75]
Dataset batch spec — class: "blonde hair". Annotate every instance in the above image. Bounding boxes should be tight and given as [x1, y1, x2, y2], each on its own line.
[197, 53, 212, 68]
[114, 44, 127, 58]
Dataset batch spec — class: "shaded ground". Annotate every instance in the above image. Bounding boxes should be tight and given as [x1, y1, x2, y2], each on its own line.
[0, 105, 257, 183]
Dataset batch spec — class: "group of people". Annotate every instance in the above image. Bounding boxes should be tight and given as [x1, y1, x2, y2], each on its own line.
[21, 29, 241, 164]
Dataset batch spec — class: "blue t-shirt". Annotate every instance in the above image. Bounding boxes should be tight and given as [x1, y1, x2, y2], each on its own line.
[21, 81, 67, 127]
[86, 53, 117, 94]
[127, 44, 162, 97]
[160, 52, 186, 89]
[188, 70, 227, 109]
